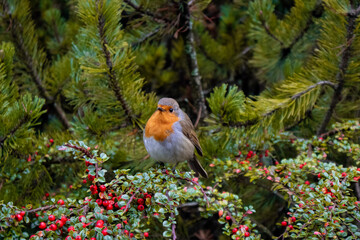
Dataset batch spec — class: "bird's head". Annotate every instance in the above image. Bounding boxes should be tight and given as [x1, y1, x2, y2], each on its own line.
[157, 98, 180, 117]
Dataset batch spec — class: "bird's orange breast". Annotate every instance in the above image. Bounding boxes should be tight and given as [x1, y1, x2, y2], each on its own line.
[145, 110, 180, 141]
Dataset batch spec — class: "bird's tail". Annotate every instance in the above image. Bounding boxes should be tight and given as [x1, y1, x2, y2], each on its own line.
[188, 155, 208, 178]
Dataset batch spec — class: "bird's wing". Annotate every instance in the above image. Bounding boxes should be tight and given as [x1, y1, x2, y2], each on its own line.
[180, 113, 203, 156]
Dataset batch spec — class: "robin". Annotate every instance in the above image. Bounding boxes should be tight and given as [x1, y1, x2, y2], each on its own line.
[143, 98, 208, 178]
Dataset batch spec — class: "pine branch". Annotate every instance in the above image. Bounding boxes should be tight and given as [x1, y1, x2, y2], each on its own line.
[96, 3, 135, 127]
[317, 10, 357, 135]
[0, 114, 29, 148]
[285, 2, 323, 53]
[0, 0, 71, 129]
[259, 11, 284, 47]
[182, 1, 208, 119]
[131, 27, 161, 47]
[123, 0, 171, 24]
[228, 81, 334, 128]
[290, 81, 336, 100]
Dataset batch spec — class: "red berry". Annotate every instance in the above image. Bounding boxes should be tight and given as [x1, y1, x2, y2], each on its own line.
[90, 185, 97, 192]
[75, 236, 81, 240]
[96, 199, 103, 206]
[107, 204, 113, 210]
[61, 216, 68, 223]
[102, 227, 108, 236]
[232, 228, 238, 234]
[35, 213, 39, 218]
[145, 194, 152, 199]
[19, 211, 26, 217]
[49, 139, 54, 143]
[291, 217, 296, 222]
[82, 179, 87, 184]
[144, 232, 149, 238]
[79, 215, 86, 222]
[244, 232, 250, 237]
[130, 233, 134, 238]
[45, 193, 50, 197]
[56, 220, 64, 228]
[124, 230, 129, 235]
[242, 225, 249, 231]
[67, 226, 75, 232]
[49, 224, 57, 231]
[39, 222, 46, 229]
[91, 238, 96, 240]
[218, 210, 223, 217]
[88, 174, 95, 181]
[48, 215, 55, 221]
[57, 199, 65, 205]
[317, 173, 321, 178]
[289, 225, 294, 230]
[96, 220, 104, 228]
[342, 172, 347, 177]
[281, 221, 287, 227]
[137, 205, 145, 211]
[15, 214, 23, 221]
[99, 185, 106, 192]
[305, 181, 310, 185]
[137, 198, 144, 205]
[226, 216, 231, 221]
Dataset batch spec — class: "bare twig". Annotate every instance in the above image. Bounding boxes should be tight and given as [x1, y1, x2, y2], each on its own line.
[165, 191, 177, 240]
[182, 1, 208, 119]
[26, 205, 56, 213]
[123, 0, 171, 24]
[124, 187, 141, 212]
[355, 181, 360, 200]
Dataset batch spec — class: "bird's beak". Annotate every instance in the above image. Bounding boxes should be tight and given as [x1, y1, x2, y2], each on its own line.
[157, 107, 165, 112]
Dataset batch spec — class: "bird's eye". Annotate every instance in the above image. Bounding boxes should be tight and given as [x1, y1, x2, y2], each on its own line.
[169, 108, 173, 113]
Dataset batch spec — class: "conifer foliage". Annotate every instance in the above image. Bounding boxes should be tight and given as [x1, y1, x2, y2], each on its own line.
[0, 0, 360, 239]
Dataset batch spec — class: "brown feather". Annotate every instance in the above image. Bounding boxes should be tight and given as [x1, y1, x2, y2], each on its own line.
[180, 112, 203, 156]
[188, 155, 208, 178]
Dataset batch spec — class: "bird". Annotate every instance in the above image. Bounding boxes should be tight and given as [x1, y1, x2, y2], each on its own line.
[143, 98, 208, 178]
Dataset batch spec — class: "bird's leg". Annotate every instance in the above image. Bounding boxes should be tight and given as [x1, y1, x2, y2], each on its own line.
[171, 162, 179, 174]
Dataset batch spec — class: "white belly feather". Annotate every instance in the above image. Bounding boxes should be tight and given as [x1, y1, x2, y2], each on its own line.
[143, 121, 194, 164]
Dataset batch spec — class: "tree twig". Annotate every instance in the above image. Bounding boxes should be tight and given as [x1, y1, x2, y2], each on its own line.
[124, 187, 140, 212]
[182, 1, 208, 119]
[123, 0, 171, 24]
[165, 191, 177, 240]
[26, 205, 56, 213]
